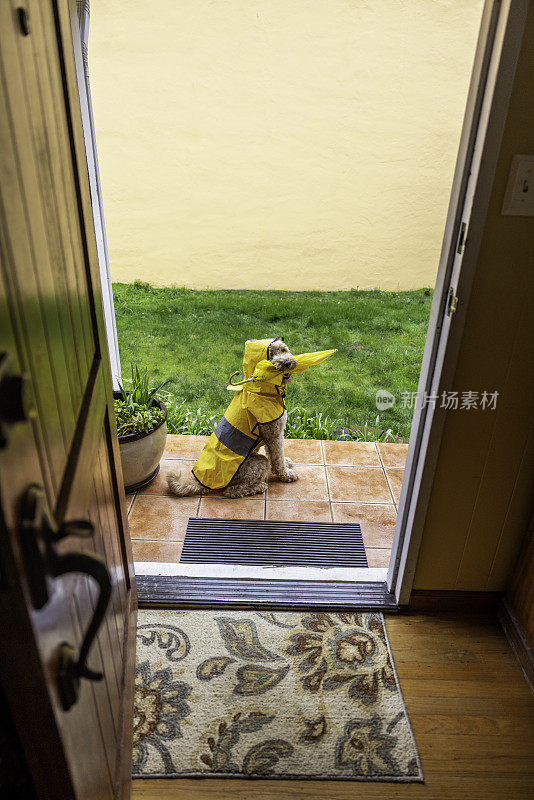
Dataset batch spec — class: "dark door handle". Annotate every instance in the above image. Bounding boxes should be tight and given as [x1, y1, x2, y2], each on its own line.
[0, 352, 32, 448]
[19, 485, 112, 711]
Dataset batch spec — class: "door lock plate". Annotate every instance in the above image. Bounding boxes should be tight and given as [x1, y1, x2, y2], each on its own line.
[447, 287, 459, 316]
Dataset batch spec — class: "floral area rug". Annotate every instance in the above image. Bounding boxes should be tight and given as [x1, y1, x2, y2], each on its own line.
[133, 609, 423, 782]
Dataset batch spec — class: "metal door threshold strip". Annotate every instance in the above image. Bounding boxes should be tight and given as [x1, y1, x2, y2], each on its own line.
[180, 518, 368, 568]
[136, 576, 398, 610]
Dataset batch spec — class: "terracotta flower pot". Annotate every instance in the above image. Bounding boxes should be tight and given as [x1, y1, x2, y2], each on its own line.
[114, 392, 167, 492]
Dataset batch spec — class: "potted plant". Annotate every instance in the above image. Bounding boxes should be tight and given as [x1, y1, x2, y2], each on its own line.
[113, 366, 169, 492]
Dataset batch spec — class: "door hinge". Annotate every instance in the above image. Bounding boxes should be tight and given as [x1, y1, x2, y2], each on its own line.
[456, 221, 468, 254]
[447, 286, 458, 316]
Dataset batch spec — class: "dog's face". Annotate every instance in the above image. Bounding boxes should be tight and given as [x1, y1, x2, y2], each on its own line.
[267, 339, 297, 383]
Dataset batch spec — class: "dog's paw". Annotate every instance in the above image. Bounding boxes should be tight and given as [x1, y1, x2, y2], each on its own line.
[284, 456, 294, 469]
[279, 468, 299, 483]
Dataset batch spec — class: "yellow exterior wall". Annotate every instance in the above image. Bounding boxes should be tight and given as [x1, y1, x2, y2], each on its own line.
[413, 5, 534, 591]
[89, 0, 483, 290]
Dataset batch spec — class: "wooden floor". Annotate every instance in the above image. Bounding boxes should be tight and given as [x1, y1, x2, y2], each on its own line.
[132, 610, 534, 800]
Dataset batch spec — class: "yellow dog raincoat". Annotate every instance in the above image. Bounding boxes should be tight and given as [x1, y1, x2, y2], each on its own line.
[192, 338, 337, 490]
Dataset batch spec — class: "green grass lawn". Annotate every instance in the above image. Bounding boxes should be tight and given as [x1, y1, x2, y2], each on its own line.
[113, 282, 432, 440]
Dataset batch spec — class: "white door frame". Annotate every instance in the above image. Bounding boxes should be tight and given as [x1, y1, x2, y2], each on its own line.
[70, 0, 121, 388]
[388, 0, 529, 604]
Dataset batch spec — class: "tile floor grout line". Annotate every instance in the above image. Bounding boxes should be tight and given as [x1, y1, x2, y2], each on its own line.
[164, 457, 391, 469]
[160, 455, 197, 461]
[320, 440, 335, 521]
[326, 463, 389, 470]
[380, 465, 397, 505]
[330, 500, 396, 506]
[135, 494, 396, 506]
[384, 466, 404, 506]
[324, 464, 383, 468]
[127, 493, 136, 516]
[375, 443, 398, 504]
[375, 442, 387, 470]
[376, 443, 408, 471]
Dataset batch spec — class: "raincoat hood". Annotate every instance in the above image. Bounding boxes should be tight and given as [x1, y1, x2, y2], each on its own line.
[229, 342, 338, 389]
[242, 338, 281, 380]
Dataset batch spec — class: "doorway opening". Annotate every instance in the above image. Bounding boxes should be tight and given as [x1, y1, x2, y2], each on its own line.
[75, 0, 498, 605]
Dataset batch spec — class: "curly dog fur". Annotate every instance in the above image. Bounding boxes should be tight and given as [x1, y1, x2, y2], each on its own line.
[167, 339, 298, 498]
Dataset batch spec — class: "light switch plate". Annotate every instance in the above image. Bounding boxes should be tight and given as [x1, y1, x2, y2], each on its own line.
[502, 154, 534, 216]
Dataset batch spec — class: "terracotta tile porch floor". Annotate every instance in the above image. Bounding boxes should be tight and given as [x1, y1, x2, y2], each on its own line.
[127, 435, 408, 568]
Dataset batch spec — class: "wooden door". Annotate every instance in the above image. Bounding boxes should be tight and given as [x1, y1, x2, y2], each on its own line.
[0, 2, 136, 798]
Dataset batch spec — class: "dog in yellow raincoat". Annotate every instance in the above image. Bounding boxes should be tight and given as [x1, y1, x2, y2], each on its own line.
[167, 338, 337, 498]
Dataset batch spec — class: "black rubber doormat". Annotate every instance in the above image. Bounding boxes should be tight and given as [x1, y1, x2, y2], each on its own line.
[180, 518, 368, 568]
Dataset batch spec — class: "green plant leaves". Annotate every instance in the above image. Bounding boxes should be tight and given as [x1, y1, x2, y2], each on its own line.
[114, 399, 165, 436]
[114, 364, 170, 436]
[117, 364, 170, 408]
